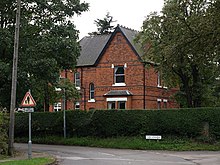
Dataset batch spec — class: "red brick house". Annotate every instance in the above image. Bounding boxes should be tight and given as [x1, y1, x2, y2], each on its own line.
[51, 25, 178, 111]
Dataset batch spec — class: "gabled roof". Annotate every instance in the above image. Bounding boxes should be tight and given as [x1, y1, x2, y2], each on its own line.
[77, 25, 143, 67]
[77, 34, 111, 66]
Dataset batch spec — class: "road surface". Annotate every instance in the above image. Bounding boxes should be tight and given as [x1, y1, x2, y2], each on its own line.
[15, 143, 220, 165]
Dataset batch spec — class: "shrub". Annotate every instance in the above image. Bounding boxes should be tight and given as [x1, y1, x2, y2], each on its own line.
[0, 108, 9, 155]
[14, 108, 220, 140]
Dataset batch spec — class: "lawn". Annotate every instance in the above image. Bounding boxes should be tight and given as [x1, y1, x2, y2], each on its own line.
[16, 136, 220, 151]
[0, 157, 55, 165]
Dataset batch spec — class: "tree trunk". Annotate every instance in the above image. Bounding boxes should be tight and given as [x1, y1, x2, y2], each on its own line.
[192, 64, 202, 107]
[179, 70, 193, 108]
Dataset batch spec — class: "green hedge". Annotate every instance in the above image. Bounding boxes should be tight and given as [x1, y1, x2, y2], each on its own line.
[0, 112, 8, 154]
[15, 108, 220, 139]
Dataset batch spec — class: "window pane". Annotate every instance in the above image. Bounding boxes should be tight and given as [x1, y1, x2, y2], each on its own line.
[75, 102, 80, 109]
[115, 67, 124, 74]
[116, 75, 125, 83]
[90, 92, 94, 99]
[157, 72, 161, 86]
[90, 83, 94, 90]
[115, 66, 125, 83]
[157, 101, 161, 109]
[108, 102, 115, 109]
[75, 72, 80, 87]
[90, 83, 95, 99]
[118, 101, 126, 109]
[54, 102, 61, 112]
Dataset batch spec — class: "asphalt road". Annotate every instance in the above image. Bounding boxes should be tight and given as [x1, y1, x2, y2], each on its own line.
[15, 143, 220, 165]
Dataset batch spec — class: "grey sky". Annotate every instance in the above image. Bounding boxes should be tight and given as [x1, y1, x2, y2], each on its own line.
[74, 0, 164, 39]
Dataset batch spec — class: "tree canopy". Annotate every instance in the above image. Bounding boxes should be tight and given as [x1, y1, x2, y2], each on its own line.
[0, 0, 89, 110]
[89, 12, 116, 35]
[136, 0, 220, 107]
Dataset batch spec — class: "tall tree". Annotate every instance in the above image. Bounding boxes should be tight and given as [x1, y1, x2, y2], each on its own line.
[136, 0, 220, 108]
[89, 12, 116, 35]
[0, 0, 89, 110]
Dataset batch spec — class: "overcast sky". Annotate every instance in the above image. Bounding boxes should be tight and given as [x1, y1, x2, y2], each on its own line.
[74, 0, 164, 39]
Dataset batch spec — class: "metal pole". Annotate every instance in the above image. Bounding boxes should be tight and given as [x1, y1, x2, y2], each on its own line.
[8, 0, 21, 156]
[63, 89, 66, 138]
[28, 112, 32, 159]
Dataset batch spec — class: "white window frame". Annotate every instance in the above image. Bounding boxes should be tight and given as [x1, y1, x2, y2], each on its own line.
[163, 99, 168, 109]
[53, 102, 61, 112]
[157, 71, 162, 88]
[88, 83, 95, 102]
[108, 101, 116, 110]
[118, 101, 126, 109]
[74, 72, 80, 90]
[114, 66, 125, 84]
[75, 102, 80, 110]
[157, 99, 161, 109]
[106, 97, 127, 102]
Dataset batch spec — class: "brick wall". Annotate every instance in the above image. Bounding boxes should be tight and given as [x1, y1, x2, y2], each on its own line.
[50, 31, 178, 111]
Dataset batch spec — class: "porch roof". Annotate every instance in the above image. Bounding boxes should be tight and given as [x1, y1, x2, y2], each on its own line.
[104, 90, 133, 96]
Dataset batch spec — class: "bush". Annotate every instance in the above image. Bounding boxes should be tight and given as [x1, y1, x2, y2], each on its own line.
[0, 108, 9, 155]
[15, 108, 220, 140]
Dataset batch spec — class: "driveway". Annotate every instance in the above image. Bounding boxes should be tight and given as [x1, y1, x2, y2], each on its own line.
[15, 143, 220, 165]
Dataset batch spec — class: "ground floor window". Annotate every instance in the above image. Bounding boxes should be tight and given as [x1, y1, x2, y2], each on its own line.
[108, 101, 116, 110]
[118, 101, 126, 109]
[157, 99, 161, 110]
[107, 100, 126, 110]
[54, 102, 61, 112]
[75, 102, 80, 110]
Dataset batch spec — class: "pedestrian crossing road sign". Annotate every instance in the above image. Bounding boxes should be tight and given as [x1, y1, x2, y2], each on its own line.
[21, 91, 36, 107]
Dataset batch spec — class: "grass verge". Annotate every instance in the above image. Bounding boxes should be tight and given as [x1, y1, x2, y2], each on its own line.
[0, 157, 55, 165]
[16, 136, 220, 151]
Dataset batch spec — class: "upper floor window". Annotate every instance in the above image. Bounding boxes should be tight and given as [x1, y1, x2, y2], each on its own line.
[157, 71, 162, 87]
[74, 72, 80, 88]
[114, 66, 125, 83]
[89, 83, 95, 100]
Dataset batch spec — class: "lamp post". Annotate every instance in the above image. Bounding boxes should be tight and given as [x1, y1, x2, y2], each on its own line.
[55, 83, 66, 138]
[62, 88, 66, 138]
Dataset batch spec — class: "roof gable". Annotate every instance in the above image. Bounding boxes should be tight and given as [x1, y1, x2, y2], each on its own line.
[77, 25, 143, 67]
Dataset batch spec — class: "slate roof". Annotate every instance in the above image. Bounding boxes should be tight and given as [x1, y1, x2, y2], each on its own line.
[104, 90, 133, 96]
[77, 34, 111, 66]
[76, 25, 143, 67]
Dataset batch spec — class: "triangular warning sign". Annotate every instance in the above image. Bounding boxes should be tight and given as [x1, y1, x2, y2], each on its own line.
[21, 91, 36, 107]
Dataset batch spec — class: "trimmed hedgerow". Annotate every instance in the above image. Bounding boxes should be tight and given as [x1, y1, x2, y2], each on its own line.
[0, 111, 9, 155]
[15, 108, 220, 139]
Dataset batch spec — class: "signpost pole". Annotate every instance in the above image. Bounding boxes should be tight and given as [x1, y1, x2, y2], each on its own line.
[21, 91, 36, 159]
[63, 89, 66, 138]
[28, 111, 32, 159]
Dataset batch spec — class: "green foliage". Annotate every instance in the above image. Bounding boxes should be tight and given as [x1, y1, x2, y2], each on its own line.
[136, 0, 220, 107]
[15, 108, 220, 141]
[89, 12, 116, 35]
[16, 136, 220, 151]
[0, 0, 89, 110]
[0, 157, 55, 165]
[56, 78, 80, 102]
[0, 108, 9, 155]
